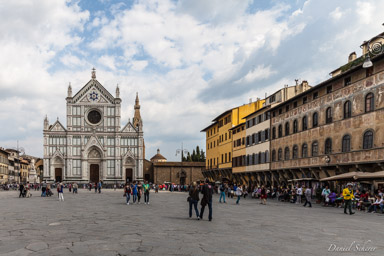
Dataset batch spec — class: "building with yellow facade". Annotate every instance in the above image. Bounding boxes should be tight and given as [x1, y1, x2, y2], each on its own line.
[0, 148, 9, 184]
[201, 99, 264, 181]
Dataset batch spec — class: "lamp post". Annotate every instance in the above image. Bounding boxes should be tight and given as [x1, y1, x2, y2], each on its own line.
[175, 143, 189, 162]
[362, 28, 384, 68]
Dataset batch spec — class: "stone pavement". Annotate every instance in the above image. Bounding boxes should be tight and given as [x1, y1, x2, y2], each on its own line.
[0, 189, 383, 256]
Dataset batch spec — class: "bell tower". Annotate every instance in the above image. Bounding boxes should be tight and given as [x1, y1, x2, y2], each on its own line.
[133, 92, 142, 128]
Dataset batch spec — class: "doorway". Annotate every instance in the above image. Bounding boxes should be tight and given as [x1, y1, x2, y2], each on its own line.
[126, 168, 133, 183]
[55, 168, 62, 182]
[90, 164, 100, 183]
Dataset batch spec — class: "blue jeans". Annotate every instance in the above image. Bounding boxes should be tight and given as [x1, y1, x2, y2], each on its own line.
[219, 191, 226, 202]
[200, 199, 212, 220]
[369, 204, 384, 213]
[126, 193, 131, 203]
[133, 194, 137, 203]
[189, 200, 199, 218]
[236, 195, 241, 204]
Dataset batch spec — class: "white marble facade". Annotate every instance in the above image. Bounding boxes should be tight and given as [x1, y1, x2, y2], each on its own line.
[43, 69, 144, 184]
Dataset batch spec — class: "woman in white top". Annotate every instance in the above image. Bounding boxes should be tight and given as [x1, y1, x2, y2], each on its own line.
[236, 185, 243, 204]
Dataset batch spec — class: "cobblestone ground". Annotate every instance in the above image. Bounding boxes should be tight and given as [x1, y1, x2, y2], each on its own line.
[0, 189, 383, 256]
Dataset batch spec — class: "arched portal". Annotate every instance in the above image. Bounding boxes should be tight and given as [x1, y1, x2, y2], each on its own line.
[52, 156, 64, 182]
[123, 156, 135, 183]
[87, 146, 103, 183]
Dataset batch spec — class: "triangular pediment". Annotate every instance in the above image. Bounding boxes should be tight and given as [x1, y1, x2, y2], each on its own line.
[83, 135, 105, 158]
[73, 79, 115, 104]
[123, 148, 135, 162]
[49, 120, 66, 132]
[121, 122, 137, 133]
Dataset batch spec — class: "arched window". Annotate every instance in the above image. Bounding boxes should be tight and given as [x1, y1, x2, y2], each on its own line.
[292, 145, 298, 159]
[258, 152, 262, 163]
[342, 135, 351, 152]
[363, 130, 374, 149]
[344, 101, 352, 119]
[260, 152, 265, 163]
[312, 112, 318, 127]
[278, 125, 283, 138]
[302, 116, 308, 131]
[302, 143, 308, 158]
[326, 107, 332, 124]
[365, 93, 374, 113]
[325, 138, 332, 154]
[284, 147, 290, 160]
[312, 141, 318, 156]
[272, 150, 276, 162]
[293, 119, 298, 133]
[272, 127, 276, 139]
[285, 122, 290, 136]
[278, 148, 282, 161]
[265, 150, 269, 162]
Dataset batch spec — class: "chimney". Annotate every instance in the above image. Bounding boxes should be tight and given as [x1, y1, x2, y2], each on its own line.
[348, 52, 357, 63]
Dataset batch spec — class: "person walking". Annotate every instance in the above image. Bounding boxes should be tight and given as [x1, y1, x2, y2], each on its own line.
[98, 181, 102, 193]
[296, 186, 303, 204]
[58, 182, 64, 202]
[260, 186, 267, 205]
[94, 182, 97, 193]
[188, 182, 200, 219]
[41, 182, 47, 197]
[19, 183, 25, 198]
[143, 180, 150, 204]
[137, 181, 142, 204]
[343, 183, 355, 215]
[303, 187, 312, 207]
[219, 183, 226, 203]
[199, 179, 213, 221]
[124, 183, 131, 205]
[322, 186, 331, 206]
[73, 183, 78, 194]
[132, 182, 138, 204]
[236, 185, 243, 204]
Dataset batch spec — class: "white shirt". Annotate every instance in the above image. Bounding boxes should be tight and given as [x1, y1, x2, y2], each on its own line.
[236, 187, 243, 196]
[297, 188, 303, 195]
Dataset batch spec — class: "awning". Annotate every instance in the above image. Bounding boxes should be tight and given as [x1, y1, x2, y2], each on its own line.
[288, 178, 317, 182]
[320, 172, 360, 181]
[320, 171, 384, 181]
[354, 171, 384, 179]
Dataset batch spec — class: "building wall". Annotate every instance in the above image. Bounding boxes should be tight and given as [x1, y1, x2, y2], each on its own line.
[270, 57, 384, 178]
[0, 150, 9, 184]
[153, 162, 205, 185]
[232, 124, 245, 173]
[245, 108, 270, 172]
[205, 123, 219, 169]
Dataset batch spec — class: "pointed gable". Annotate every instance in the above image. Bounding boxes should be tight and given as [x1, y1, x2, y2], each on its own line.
[72, 79, 115, 104]
[49, 120, 67, 132]
[121, 121, 137, 133]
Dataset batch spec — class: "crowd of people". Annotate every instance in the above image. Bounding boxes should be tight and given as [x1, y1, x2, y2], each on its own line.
[8, 178, 384, 219]
[123, 180, 151, 205]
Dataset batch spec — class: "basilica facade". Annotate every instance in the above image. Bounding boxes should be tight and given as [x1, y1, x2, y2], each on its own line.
[43, 69, 144, 184]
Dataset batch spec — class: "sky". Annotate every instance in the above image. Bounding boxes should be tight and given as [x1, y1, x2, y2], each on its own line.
[0, 0, 383, 160]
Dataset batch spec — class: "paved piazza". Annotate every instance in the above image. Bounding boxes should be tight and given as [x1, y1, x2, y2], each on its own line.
[0, 190, 382, 256]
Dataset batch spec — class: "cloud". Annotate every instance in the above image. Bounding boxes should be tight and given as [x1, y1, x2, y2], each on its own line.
[235, 65, 277, 84]
[329, 7, 343, 21]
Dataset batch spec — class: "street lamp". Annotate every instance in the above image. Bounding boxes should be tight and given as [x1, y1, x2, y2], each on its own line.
[362, 31, 384, 68]
[175, 143, 189, 162]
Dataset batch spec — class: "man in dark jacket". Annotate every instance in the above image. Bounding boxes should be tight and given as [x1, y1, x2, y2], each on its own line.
[199, 179, 213, 221]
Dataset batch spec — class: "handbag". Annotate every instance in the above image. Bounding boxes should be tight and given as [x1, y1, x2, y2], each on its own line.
[187, 196, 191, 202]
